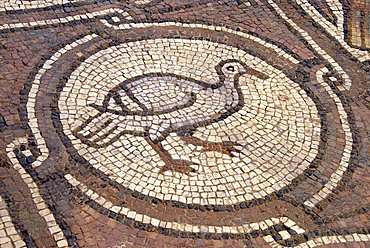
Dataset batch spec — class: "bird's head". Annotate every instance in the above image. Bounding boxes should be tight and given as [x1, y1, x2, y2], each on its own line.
[216, 60, 268, 88]
[219, 60, 248, 79]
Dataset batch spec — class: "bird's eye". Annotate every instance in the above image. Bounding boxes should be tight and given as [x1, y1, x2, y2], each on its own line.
[226, 66, 235, 72]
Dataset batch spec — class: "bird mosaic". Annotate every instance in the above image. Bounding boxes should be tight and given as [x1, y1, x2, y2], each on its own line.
[73, 59, 268, 174]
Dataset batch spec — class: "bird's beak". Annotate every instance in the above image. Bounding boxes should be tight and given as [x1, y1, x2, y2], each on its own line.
[244, 67, 269, 80]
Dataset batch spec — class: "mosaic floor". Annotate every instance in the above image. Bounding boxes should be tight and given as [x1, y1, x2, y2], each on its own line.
[0, 0, 369, 247]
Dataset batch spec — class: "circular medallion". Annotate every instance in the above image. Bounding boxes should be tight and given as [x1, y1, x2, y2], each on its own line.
[58, 38, 321, 205]
[5, 3, 367, 245]
[16, 13, 361, 241]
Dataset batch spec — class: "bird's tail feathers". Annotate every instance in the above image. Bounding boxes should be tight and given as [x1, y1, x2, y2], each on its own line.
[72, 112, 122, 148]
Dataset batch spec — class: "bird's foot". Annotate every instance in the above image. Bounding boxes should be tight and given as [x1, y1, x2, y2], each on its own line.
[158, 159, 197, 175]
[201, 141, 242, 157]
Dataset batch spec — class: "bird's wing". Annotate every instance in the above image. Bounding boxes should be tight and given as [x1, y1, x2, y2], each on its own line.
[115, 76, 205, 115]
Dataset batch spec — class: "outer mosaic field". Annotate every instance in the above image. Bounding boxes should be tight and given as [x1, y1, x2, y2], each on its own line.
[0, 0, 369, 247]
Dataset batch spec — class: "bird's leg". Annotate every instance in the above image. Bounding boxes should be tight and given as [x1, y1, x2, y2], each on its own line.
[180, 136, 242, 157]
[144, 136, 197, 175]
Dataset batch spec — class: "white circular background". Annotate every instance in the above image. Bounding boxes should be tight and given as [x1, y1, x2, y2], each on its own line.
[58, 38, 321, 205]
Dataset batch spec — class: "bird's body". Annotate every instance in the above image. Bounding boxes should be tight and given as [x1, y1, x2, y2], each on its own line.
[90, 73, 242, 142]
[74, 60, 268, 174]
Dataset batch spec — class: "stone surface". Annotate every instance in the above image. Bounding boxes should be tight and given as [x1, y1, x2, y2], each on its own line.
[0, 0, 369, 247]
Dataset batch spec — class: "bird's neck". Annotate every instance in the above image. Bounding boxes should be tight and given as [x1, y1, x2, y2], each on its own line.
[223, 74, 238, 89]
[212, 76, 240, 106]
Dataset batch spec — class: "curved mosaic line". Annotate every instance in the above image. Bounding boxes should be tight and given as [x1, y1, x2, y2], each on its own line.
[0, 196, 26, 247]
[265, 233, 370, 248]
[267, 0, 352, 91]
[295, 0, 370, 61]
[0, 0, 86, 12]
[134, 0, 154, 4]
[99, 19, 300, 65]
[325, 0, 345, 31]
[0, 7, 300, 66]
[65, 173, 370, 247]
[25, 34, 98, 169]
[303, 67, 353, 208]
[0, 8, 133, 31]
[6, 139, 69, 248]
[65, 173, 306, 235]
